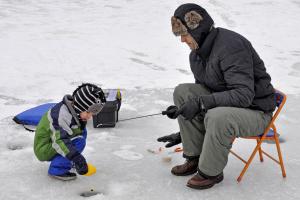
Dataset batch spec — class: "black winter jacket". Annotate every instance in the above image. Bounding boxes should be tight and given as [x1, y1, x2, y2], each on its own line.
[190, 27, 276, 112]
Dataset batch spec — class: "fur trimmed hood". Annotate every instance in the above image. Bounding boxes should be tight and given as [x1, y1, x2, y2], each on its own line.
[172, 3, 214, 47]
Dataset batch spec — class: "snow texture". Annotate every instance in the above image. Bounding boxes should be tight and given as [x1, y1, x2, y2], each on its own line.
[0, 0, 300, 199]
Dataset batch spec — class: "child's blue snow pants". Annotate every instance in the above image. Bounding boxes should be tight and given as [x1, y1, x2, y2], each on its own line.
[48, 129, 87, 175]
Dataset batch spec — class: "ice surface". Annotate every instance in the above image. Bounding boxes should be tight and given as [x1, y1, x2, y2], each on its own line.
[0, 0, 300, 200]
[113, 145, 144, 161]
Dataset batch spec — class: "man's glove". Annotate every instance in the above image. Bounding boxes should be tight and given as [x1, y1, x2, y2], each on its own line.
[162, 105, 180, 119]
[72, 154, 88, 175]
[157, 132, 182, 148]
[176, 97, 206, 120]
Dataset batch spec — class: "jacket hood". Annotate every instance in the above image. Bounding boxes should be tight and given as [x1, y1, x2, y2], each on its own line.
[63, 95, 81, 127]
[173, 3, 214, 46]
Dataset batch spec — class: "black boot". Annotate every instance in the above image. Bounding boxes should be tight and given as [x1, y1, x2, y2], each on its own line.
[49, 172, 77, 181]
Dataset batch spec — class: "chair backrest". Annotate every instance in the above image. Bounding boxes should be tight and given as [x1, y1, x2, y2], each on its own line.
[272, 89, 287, 123]
[275, 90, 285, 107]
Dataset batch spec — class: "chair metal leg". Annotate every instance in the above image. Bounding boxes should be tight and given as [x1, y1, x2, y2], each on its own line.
[237, 141, 263, 182]
[273, 128, 286, 178]
[257, 139, 264, 162]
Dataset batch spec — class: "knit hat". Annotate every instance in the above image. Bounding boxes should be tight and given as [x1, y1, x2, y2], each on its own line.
[72, 83, 106, 115]
[171, 3, 214, 48]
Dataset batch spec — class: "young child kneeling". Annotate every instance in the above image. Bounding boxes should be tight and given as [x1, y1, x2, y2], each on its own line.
[34, 83, 106, 181]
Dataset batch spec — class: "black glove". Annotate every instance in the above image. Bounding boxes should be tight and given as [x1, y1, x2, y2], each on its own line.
[157, 132, 182, 148]
[162, 105, 180, 119]
[176, 97, 206, 120]
[72, 154, 88, 175]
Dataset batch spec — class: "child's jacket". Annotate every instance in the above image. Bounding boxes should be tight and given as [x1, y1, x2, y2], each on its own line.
[34, 95, 85, 161]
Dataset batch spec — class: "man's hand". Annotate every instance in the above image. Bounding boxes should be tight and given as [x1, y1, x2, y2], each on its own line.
[162, 105, 180, 119]
[72, 154, 88, 175]
[176, 97, 206, 120]
[157, 132, 182, 148]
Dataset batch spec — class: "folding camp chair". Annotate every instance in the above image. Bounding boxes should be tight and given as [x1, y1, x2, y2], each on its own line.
[230, 89, 287, 182]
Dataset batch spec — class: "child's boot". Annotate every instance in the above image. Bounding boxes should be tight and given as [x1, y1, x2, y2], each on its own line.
[49, 172, 77, 181]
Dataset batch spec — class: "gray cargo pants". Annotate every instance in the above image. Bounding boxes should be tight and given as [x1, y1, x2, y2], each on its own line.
[173, 83, 272, 176]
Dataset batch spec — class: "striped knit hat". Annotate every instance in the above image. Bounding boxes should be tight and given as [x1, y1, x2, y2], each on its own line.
[72, 83, 106, 115]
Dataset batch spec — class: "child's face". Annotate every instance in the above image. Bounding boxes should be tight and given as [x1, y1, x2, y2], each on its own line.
[80, 111, 93, 121]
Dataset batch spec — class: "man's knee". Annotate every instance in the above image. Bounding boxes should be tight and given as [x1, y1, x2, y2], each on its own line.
[173, 83, 211, 101]
[173, 84, 189, 101]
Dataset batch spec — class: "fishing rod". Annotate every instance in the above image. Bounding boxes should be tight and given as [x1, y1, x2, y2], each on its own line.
[118, 112, 162, 122]
[117, 106, 176, 122]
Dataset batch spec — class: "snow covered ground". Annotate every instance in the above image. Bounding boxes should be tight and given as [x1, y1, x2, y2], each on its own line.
[0, 0, 300, 199]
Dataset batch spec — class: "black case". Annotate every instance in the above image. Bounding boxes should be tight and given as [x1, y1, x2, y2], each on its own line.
[93, 89, 121, 128]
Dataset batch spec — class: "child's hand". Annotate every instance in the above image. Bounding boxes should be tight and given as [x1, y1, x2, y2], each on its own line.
[72, 154, 88, 175]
